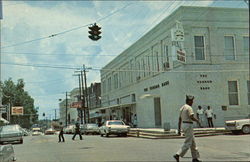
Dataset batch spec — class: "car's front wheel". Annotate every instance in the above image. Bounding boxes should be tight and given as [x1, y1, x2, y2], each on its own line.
[105, 131, 109, 137]
[242, 125, 250, 134]
[19, 139, 23, 144]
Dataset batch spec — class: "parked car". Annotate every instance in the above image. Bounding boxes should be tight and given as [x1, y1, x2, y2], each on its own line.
[32, 128, 43, 136]
[82, 123, 99, 135]
[0, 125, 23, 144]
[99, 120, 130, 137]
[225, 118, 250, 134]
[0, 144, 16, 162]
[45, 128, 56, 135]
[64, 125, 75, 134]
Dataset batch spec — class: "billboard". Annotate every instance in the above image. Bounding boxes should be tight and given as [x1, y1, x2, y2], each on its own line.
[70, 101, 83, 108]
[11, 107, 24, 115]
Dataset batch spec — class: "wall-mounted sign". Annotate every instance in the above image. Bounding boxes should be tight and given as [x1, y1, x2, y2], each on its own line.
[11, 107, 23, 115]
[144, 81, 170, 92]
[70, 101, 83, 108]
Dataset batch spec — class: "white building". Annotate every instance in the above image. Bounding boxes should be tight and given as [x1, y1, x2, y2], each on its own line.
[100, 6, 249, 128]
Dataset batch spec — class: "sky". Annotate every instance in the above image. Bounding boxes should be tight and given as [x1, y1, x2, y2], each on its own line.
[0, 0, 248, 120]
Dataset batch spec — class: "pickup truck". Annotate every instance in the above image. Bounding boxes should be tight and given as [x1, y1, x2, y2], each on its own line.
[225, 119, 250, 134]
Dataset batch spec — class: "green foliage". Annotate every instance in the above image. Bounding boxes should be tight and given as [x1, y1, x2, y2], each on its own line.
[1, 78, 38, 128]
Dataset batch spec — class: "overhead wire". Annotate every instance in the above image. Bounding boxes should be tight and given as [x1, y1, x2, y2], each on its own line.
[0, 2, 135, 49]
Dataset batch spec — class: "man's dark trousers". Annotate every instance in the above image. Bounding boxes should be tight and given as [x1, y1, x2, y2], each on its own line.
[58, 131, 65, 142]
[207, 117, 214, 127]
[72, 131, 82, 140]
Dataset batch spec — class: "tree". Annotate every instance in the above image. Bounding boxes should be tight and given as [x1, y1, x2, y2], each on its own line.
[0, 78, 38, 128]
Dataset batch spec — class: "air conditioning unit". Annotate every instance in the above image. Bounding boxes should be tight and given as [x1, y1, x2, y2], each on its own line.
[163, 62, 170, 70]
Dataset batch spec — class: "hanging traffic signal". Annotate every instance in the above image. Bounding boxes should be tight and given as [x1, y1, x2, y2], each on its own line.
[88, 23, 101, 41]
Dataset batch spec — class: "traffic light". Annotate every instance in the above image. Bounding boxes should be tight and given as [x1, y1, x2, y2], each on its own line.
[88, 23, 101, 41]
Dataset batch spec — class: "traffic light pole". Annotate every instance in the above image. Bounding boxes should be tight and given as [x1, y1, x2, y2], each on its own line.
[80, 70, 86, 124]
[83, 64, 90, 123]
[65, 92, 68, 127]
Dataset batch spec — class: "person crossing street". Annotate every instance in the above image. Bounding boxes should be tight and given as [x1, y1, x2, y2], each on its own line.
[173, 95, 202, 162]
[72, 122, 83, 140]
[58, 122, 65, 143]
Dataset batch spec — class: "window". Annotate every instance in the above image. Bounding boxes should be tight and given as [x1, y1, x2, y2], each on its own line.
[243, 36, 249, 55]
[224, 36, 235, 60]
[108, 77, 111, 91]
[228, 81, 239, 105]
[102, 80, 106, 93]
[155, 52, 160, 72]
[194, 36, 205, 60]
[114, 74, 118, 89]
[248, 81, 250, 105]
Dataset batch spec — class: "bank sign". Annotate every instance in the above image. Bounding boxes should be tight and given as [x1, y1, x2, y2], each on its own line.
[12, 107, 24, 115]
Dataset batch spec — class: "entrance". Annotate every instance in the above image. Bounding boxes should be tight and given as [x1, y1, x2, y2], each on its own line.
[154, 97, 162, 127]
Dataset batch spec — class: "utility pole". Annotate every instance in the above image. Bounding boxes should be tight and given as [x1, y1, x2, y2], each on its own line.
[83, 64, 90, 123]
[54, 109, 57, 120]
[65, 92, 68, 127]
[80, 70, 86, 124]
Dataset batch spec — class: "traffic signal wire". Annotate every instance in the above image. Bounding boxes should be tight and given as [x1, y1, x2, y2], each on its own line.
[1, 2, 135, 49]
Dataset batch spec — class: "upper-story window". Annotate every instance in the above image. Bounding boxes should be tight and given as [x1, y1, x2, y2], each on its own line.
[228, 81, 239, 105]
[243, 36, 249, 55]
[194, 36, 205, 60]
[114, 74, 118, 89]
[108, 77, 111, 91]
[102, 80, 106, 94]
[247, 81, 250, 105]
[224, 36, 236, 60]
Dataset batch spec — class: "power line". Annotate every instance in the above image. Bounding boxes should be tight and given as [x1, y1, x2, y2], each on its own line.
[2, 51, 248, 57]
[0, 2, 135, 49]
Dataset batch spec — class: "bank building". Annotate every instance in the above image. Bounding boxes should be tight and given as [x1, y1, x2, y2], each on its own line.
[99, 6, 249, 129]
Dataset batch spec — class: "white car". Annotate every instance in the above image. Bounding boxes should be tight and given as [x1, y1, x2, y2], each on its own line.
[225, 119, 250, 134]
[64, 125, 75, 134]
[99, 120, 130, 137]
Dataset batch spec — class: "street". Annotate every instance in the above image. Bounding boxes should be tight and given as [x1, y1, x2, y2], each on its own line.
[13, 134, 250, 162]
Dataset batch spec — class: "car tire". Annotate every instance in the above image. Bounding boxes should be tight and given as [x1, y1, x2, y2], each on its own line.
[19, 139, 23, 144]
[231, 130, 241, 135]
[242, 125, 250, 134]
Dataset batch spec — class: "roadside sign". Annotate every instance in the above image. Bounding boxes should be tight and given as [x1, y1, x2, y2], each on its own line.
[11, 106, 24, 115]
[70, 101, 83, 108]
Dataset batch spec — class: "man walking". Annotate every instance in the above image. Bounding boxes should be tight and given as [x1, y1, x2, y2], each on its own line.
[173, 95, 202, 162]
[58, 122, 65, 142]
[72, 122, 83, 140]
[205, 106, 215, 128]
[196, 106, 204, 128]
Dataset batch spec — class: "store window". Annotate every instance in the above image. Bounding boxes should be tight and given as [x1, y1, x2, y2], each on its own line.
[228, 81, 239, 105]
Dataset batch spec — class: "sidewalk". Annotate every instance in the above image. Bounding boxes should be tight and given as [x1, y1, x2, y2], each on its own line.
[128, 127, 231, 139]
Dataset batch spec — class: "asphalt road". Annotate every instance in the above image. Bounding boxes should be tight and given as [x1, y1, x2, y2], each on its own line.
[12, 134, 250, 162]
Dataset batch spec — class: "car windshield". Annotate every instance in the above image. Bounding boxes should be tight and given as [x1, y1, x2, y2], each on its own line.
[0, 125, 20, 132]
[108, 121, 124, 125]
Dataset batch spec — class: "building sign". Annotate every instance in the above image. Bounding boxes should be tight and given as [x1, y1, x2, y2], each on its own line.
[144, 81, 170, 92]
[11, 107, 23, 115]
[176, 49, 186, 63]
[70, 101, 83, 108]
[171, 21, 186, 64]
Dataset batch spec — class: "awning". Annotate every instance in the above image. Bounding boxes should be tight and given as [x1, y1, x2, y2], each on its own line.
[99, 103, 136, 110]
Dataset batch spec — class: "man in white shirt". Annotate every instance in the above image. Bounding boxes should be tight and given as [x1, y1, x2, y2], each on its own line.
[196, 106, 204, 128]
[205, 106, 215, 128]
[173, 95, 202, 162]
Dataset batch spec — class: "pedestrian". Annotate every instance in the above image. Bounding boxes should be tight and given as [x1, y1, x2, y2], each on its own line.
[205, 106, 215, 128]
[58, 122, 65, 143]
[173, 95, 202, 162]
[72, 122, 83, 140]
[133, 114, 137, 128]
[196, 106, 204, 128]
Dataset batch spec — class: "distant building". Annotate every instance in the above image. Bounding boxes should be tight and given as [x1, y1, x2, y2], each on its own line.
[100, 6, 249, 128]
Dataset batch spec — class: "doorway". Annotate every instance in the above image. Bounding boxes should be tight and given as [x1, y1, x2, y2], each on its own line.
[154, 97, 162, 127]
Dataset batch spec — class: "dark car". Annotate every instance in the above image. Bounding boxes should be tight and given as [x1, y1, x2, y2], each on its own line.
[0, 125, 23, 144]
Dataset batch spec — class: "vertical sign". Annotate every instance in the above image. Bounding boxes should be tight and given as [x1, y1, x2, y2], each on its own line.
[171, 21, 186, 63]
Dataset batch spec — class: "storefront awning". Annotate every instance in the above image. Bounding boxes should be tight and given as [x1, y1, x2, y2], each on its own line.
[99, 103, 136, 110]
